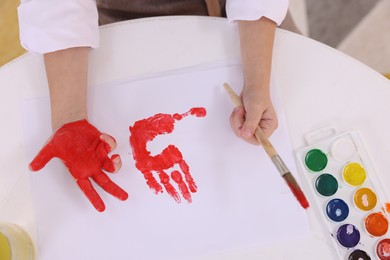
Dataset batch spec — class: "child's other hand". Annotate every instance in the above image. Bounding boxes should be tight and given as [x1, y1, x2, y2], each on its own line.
[29, 119, 128, 212]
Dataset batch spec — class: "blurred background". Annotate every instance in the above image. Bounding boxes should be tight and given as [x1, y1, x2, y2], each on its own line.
[0, 0, 389, 78]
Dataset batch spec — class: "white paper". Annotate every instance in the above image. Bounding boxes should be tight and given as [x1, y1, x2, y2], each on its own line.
[21, 62, 309, 260]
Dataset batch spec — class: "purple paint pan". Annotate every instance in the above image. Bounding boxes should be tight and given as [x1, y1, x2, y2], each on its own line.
[336, 224, 360, 248]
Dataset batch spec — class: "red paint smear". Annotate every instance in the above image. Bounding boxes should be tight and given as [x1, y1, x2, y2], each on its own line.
[129, 107, 206, 203]
[287, 181, 310, 209]
[29, 119, 128, 212]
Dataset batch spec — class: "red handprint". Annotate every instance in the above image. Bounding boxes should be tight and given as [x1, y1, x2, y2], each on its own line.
[30, 120, 128, 212]
[129, 107, 206, 203]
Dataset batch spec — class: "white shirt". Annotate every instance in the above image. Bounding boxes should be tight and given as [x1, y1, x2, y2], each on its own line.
[18, 0, 288, 54]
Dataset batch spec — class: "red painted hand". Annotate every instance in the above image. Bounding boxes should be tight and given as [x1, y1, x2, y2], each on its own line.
[30, 120, 128, 212]
[129, 107, 206, 203]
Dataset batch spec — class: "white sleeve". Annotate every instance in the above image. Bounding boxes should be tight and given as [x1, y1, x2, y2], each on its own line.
[225, 0, 289, 25]
[17, 0, 99, 54]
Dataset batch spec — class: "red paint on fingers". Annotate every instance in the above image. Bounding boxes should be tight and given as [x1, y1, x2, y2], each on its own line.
[77, 178, 106, 212]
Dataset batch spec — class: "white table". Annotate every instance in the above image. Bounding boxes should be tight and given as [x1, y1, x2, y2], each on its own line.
[1, 16, 389, 259]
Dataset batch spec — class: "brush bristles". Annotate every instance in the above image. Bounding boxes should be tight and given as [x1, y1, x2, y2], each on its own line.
[283, 173, 310, 209]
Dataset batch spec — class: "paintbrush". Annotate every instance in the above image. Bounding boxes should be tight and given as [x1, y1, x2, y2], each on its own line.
[223, 83, 309, 209]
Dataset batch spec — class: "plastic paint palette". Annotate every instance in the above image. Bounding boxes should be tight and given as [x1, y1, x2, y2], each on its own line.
[296, 130, 390, 260]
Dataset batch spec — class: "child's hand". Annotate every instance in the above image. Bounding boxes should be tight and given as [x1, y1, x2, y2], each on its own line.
[229, 87, 278, 145]
[29, 120, 128, 212]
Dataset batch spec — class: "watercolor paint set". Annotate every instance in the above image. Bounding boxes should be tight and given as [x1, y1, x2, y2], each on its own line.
[295, 128, 390, 260]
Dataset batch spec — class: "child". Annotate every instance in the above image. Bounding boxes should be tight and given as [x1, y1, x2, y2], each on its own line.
[18, 0, 297, 211]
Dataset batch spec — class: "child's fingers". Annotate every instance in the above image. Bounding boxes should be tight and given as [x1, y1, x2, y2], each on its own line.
[99, 133, 117, 153]
[103, 154, 122, 173]
[29, 142, 55, 171]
